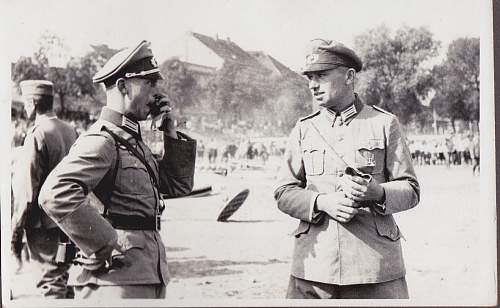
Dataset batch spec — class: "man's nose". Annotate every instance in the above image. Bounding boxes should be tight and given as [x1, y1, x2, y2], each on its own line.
[309, 78, 319, 90]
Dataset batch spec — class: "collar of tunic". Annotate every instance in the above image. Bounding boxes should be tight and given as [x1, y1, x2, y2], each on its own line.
[322, 94, 364, 126]
[99, 107, 142, 140]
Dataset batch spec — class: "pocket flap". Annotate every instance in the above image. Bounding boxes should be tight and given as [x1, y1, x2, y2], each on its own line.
[120, 155, 147, 171]
[358, 139, 384, 150]
[372, 213, 401, 241]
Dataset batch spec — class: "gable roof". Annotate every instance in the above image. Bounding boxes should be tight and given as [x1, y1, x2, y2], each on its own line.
[190, 32, 261, 67]
[248, 51, 300, 78]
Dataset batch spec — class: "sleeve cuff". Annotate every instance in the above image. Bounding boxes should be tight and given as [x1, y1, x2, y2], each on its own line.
[308, 192, 324, 223]
[372, 188, 387, 215]
[163, 133, 197, 176]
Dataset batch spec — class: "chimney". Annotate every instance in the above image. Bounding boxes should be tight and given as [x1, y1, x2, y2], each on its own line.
[215, 33, 219, 40]
[227, 37, 231, 43]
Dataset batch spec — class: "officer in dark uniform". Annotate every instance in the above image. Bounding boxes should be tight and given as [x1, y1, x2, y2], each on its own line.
[274, 39, 420, 299]
[11, 80, 78, 298]
[38, 40, 196, 299]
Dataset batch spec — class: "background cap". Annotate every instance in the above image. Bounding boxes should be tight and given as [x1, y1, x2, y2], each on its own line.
[19, 80, 54, 97]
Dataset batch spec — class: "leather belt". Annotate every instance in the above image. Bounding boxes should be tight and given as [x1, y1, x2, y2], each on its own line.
[105, 213, 161, 231]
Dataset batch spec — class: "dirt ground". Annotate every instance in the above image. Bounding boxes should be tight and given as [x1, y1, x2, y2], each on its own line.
[7, 160, 496, 305]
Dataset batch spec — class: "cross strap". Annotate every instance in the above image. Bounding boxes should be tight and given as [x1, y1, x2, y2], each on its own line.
[102, 127, 160, 192]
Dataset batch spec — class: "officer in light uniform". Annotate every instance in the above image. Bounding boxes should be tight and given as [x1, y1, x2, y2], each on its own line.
[11, 80, 78, 298]
[274, 39, 420, 299]
[39, 40, 196, 299]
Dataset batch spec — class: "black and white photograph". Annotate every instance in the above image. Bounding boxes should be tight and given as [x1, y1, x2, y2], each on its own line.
[0, 0, 496, 306]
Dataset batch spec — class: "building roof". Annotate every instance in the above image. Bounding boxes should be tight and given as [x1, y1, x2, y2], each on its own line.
[248, 51, 299, 78]
[190, 32, 261, 67]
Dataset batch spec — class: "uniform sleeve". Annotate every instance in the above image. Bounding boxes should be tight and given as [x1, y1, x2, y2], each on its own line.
[11, 131, 47, 229]
[273, 123, 324, 223]
[158, 131, 197, 197]
[39, 134, 118, 257]
[377, 116, 420, 215]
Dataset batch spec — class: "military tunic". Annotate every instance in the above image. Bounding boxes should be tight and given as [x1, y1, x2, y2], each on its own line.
[274, 97, 420, 285]
[39, 107, 196, 288]
[11, 114, 78, 298]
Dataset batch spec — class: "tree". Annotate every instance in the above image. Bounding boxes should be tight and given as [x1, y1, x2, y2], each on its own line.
[208, 61, 272, 125]
[158, 58, 200, 114]
[273, 75, 312, 132]
[354, 25, 440, 124]
[432, 37, 479, 132]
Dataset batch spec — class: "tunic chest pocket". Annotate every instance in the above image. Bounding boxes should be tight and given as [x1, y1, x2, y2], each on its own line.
[355, 139, 385, 175]
[117, 155, 152, 196]
[303, 148, 325, 176]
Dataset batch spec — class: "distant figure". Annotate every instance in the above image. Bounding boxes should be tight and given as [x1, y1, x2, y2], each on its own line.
[445, 134, 455, 167]
[208, 138, 218, 165]
[472, 135, 480, 175]
[463, 134, 473, 165]
[437, 139, 447, 165]
[11, 80, 78, 298]
[197, 140, 205, 162]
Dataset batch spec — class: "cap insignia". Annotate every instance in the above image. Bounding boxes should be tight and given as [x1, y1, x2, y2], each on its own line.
[306, 53, 319, 65]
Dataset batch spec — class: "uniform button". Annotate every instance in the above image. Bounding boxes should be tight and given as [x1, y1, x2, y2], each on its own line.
[339, 154, 344, 158]
[337, 136, 343, 141]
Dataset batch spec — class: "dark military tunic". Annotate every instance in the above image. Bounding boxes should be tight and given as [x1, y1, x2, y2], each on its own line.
[274, 97, 420, 285]
[11, 114, 78, 298]
[39, 107, 196, 286]
[12, 114, 78, 229]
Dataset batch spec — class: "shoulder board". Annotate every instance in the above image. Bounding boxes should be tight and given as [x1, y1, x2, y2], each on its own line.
[98, 122, 134, 142]
[372, 105, 394, 116]
[299, 110, 320, 122]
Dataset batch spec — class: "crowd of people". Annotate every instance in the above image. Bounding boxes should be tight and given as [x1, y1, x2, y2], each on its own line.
[407, 132, 480, 175]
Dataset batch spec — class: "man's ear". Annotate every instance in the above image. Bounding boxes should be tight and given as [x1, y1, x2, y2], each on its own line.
[345, 68, 356, 85]
[116, 78, 128, 95]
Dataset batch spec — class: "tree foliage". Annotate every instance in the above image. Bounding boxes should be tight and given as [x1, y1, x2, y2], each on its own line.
[158, 58, 200, 114]
[354, 25, 440, 124]
[11, 32, 119, 114]
[159, 56, 311, 132]
[431, 37, 479, 130]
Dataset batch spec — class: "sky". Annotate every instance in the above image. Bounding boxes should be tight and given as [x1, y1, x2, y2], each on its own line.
[1, 0, 484, 71]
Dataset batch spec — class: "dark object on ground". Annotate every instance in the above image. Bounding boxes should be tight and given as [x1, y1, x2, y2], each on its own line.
[217, 189, 250, 222]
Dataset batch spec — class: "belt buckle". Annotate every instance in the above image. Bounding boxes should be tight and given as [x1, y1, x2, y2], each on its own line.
[156, 215, 161, 231]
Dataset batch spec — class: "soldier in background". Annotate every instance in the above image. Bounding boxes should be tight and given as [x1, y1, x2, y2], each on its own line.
[274, 39, 419, 299]
[472, 135, 480, 175]
[11, 80, 78, 298]
[38, 40, 196, 299]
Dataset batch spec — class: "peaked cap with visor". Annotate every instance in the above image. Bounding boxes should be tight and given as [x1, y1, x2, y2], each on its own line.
[93, 40, 164, 87]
